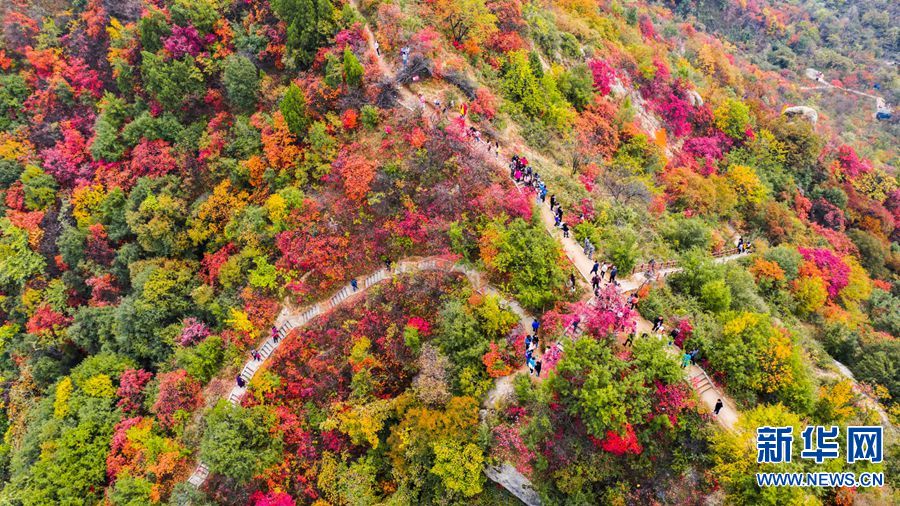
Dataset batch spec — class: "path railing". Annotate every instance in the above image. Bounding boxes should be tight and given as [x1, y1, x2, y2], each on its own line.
[629, 246, 749, 276]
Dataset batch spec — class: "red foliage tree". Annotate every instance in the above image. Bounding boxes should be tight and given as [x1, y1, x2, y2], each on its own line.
[573, 98, 620, 166]
[163, 25, 206, 59]
[809, 198, 846, 231]
[151, 369, 202, 429]
[117, 368, 154, 414]
[834, 144, 871, 180]
[86, 274, 120, 306]
[333, 145, 376, 201]
[799, 248, 850, 299]
[26, 305, 72, 339]
[250, 491, 296, 506]
[86, 223, 115, 265]
[200, 243, 237, 285]
[638, 15, 657, 40]
[106, 416, 143, 481]
[40, 122, 93, 187]
[4, 182, 25, 211]
[129, 138, 178, 182]
[598, 423, 643, 455]
[587, 59, 615, 96]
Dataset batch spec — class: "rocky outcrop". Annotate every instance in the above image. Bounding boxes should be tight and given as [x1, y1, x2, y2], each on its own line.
[485, 464, 542, 506]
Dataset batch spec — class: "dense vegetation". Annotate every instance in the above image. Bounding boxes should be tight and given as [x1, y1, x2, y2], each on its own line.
[0, 0, 896, 504]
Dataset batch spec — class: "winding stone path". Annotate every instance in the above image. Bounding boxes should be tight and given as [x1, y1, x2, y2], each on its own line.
[187, 255, 539, 487]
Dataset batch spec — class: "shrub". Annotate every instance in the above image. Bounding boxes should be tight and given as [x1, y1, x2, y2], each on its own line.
[763, 245, 803, 281]
[486, 218, 566, 311]
[601, 226, 639, 274]
[847, 229, 888, 279]
[280, 83, 310, 138]
[223, 55, 260, 111]
[360, 105, 379, 130]
[663, 217, 712, 252]
[199, 401, 284, 484]
[700, 279, 732, 313]
[790, 276, 827, 316]
[868, 289, 900, 336]
[852, 340, 900, 400]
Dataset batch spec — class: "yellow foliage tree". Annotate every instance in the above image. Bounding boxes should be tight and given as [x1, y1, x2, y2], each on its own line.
[53, 377, 72, 419]
[726, 164, 767, 206]
[71, 184, 106, 228]
[323, 398, 395, 449]
[817, 380, 856, 423]
[790, 276, 827, 316]
[188, 180, 249, 245]
[838, 256, 871, 312]
[80, 374, 116, 398]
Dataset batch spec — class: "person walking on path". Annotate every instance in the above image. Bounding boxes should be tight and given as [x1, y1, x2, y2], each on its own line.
[714, 399, 724, 416]
[374, 40, 380, 55]
[527, 355, 537, 375]
[236, 375, 246, 388]
[682, 352, 691, 368]
[652, 316, 664, 333]
[271, 326, 280, 344]
[562, 222, 570, 238]
[608, 265, 618, 284]
[591, 274, 600, 292]
[624, 322, 637, 347]
[627, 293, 638, 310]
[571, 315, 581, 334]
[251, 349, 262, 361]
[534, 360, 542, 377]
[669, 327, 681, 346]
[569, 273, 577, 292]
[599, 262, 609, 282]
[590, 261, 600, 276]
[532, 319, 540, 334]
[350, 278, 358, 291]
[689, 349, 700, 366]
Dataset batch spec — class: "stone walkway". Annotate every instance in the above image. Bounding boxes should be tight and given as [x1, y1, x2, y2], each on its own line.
[187, 256, 538, 487]
[524, 170, 744, 431]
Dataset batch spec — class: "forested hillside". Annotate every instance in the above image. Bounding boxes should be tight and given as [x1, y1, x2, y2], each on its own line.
[0, 0, 896, 505]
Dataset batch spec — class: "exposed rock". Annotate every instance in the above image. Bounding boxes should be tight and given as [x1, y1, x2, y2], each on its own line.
[782, 105, 819, 125]
[484, 463, 542, 506]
